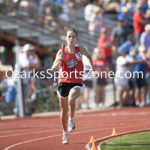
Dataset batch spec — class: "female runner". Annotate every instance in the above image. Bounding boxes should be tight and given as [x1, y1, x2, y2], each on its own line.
[51, 29, 95, 144]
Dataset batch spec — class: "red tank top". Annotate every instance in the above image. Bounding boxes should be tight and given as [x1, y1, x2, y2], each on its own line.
[60, 46, 83, 83]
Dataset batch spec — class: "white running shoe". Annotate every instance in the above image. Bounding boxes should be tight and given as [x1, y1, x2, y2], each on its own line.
[62, 133, 69, 144]
[68, 118, 75, 132]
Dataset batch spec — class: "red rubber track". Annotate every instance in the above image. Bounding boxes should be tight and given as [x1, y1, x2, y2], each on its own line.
[0, 107, 150, 150]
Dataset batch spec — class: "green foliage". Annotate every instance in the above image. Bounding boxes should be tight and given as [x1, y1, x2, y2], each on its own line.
[101, 131, 150, 150]
[34, 87, 60, 113]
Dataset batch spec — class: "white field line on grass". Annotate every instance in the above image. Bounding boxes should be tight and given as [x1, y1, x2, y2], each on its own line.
[4, 122, 150, 150]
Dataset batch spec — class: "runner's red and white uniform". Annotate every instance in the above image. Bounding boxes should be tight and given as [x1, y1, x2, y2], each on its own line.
[60, 46, 84, 84]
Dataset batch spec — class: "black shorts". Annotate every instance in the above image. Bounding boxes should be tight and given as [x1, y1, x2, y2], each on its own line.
[135, 77, 147, 89]
[97, 78, 107, 86]
[83, 80, 93, 88]
[57, 82, 84, 98]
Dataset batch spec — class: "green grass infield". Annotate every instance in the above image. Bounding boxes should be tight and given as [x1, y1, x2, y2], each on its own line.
[100, 131, 150, 150]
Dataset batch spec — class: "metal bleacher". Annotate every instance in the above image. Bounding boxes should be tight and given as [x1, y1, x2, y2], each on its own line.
[0, 3, 116, 57]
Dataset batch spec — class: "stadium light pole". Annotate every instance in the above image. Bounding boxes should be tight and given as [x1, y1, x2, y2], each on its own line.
[14, 40, 25, 117]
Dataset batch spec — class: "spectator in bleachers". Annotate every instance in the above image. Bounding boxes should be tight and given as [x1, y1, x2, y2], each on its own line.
[88, 6, 106, 35]
[84, 0, 98, 22]
[118, 34, 136, 55]
[121, 6, 133, 33]
[53, 0, 64, 3]
[118, 0, 127, 20]
[140, 24, 150, 51]
[93, 47, 108, 109]
[126, 0, 136, 15]
[134, 46, 147, 107]
[145, 9, 150, 23]
[58, 1, 75, 26]
[111, 19, 128, 49]
[137, 0, 149, 14]
[98, 27, 113, 70]
[44, 6, 53, 28]
[133, 5, 147, 48]
[146, 48, 150, 105]
[148, 0, 150, 8]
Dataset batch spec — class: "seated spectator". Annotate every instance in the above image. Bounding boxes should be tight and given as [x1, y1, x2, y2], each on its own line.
[58, 1, 75, 25]
[44, 6, 53, 28]
[84, 0, 98, 22]
[126, 0, 136, 15]
[118, 0, 127, 20]
[140, 24, 150, 51]
[88, 6, 106, 35]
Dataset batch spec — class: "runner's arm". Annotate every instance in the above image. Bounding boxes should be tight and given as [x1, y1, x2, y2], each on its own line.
[51, 50, 62, 72]
[80, 47, 94, 72]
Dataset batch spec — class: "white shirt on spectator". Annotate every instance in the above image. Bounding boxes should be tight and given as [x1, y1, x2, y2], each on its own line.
[84, 4, 94, 22]
[115, 55, 130, 88]
[82, 55, 93, 81]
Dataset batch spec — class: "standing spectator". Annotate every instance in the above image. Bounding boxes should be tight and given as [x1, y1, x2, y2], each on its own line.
[88, 6, 106, 35]
[133, 5, 147, 48]
[111, 19, 128, 49]
[93, 47, 108, 109]
[140, 24, 150, 51]
[114, 49, 130, 107]
[126, 48, 137, 106]
[76, 55, 93, 109]
[145, 9, 150, 23]
[118, 34, 136, 55]
[134, 46, 147, 107]
[98, 27, 113, 70]
[15, 44, 40, 116]
[146, 48, 150, 105]
[148, 0, 150, 8]
[137, 0, 149, 14]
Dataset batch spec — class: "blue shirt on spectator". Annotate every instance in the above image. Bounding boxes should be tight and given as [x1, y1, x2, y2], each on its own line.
[118, 4, 126, 20]
[134, 54, 147, 77]
[118, 40, 133, 54]
[53, 0, 63, 3]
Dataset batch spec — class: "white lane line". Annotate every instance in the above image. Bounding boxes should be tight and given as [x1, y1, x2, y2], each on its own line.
[4, 134, 62, 150]
[4, 121, 150, 150]
[0, 129, 61, 138]
[77, 111, 150, 117]
[1, 118, 149, 138]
